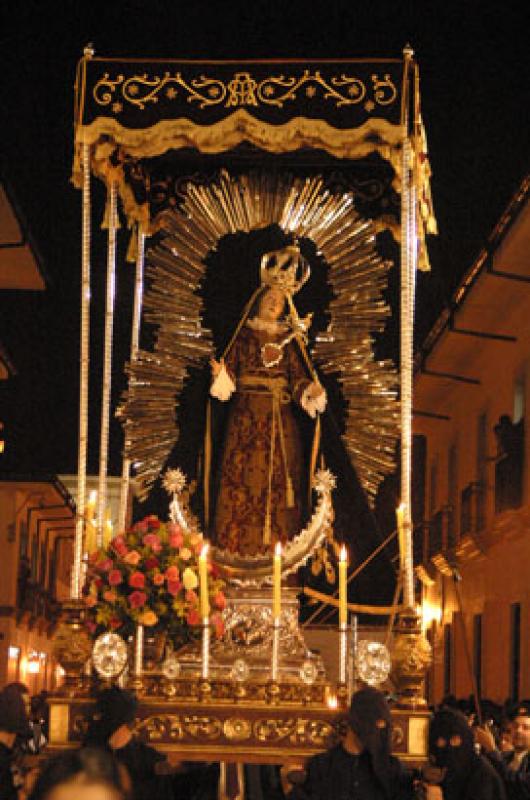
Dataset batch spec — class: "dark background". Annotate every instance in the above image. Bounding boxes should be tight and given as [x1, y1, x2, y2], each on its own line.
[1, 0, 528, 480]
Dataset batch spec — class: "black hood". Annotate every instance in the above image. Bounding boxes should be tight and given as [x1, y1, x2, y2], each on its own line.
[86, 686, 138, 744]
[429, 708, 475, 774]
[348, 687, 393, 793]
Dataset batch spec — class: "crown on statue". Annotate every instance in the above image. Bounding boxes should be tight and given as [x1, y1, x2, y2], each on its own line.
[260, 243, 310, 295]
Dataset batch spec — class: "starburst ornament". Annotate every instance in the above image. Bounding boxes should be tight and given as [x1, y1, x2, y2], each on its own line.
[163, 468, 187, 495]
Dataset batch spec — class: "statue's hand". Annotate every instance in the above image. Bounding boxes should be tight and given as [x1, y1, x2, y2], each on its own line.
[210, 357, 223, 377]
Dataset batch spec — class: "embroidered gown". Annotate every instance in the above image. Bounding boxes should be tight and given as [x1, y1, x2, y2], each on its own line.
[210, 322, 324, 556]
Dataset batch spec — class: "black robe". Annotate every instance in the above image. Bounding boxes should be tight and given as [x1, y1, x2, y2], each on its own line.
[288, 744, 413, 800]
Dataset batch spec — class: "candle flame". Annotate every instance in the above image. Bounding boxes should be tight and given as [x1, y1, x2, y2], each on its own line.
[339, 544, 347, 563]
[88, 490, 97, 505]
[327, 693, 338, 710]
[200, 542, 209, 559]
[275, 541, 282, 557]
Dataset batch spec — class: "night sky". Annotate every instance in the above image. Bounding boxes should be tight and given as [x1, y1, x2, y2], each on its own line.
[2, 1, 529, 480]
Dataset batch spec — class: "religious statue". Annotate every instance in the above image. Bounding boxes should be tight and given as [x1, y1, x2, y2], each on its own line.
[207, 244, 326, 557]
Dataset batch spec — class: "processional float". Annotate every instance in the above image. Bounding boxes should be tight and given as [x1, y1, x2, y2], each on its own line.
[49, 46, 437, 786]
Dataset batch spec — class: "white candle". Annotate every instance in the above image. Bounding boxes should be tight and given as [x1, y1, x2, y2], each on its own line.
[273, 542, 282, 620]
[199, 543, 210, 618]
[339, 545, 348, 626]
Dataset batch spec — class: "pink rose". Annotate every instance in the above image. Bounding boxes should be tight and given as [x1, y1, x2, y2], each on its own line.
[165, 565, 180, 582]
[186, 608, 201, 626]
[129, 590, 147, 608]
[110, 535, 129, 557]
[167, 579, 182, 596]
[95, 557, 113, 572]
[142, 533, 161, 553]
[169, 531, 184, 549]
[129, 571, 145, 589]
[86, 620, 97, 634]
[103, 590, 117, 603]
[108, 569, 123, 586]
[84, 595, 97, 608]
[152, 572, 165, 586]
[185, 589, 198, 605]
[213, 591, 226, 611]
[144, 556, 159, 570]
[124, 550, 141, 566]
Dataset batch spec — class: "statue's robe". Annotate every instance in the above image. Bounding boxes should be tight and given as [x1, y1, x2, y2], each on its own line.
[211, 323, 317, 556]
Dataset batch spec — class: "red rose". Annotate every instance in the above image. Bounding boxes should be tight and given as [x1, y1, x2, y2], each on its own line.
[168, 580, 182, 596]
[94, 577, 104, 590]
[186, 608, 201, 626]
[109, 617, 122, 629]
[167, 522, 181, 535]
[146, 515, 161, 531]
[108, 569, 123, 586]
[133, 520, 148, 534]
[213, 591, 226, 611]
[165, 565, 180, 582]
[153, 572, 165, 586]
[129, 571, 145, 589]
[144, 557, 159, 570]
[185, 589, 198, 605]
[129, 590, 147, 608]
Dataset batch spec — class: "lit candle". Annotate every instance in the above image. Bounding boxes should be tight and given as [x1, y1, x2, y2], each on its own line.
[86, 490, 97, 523]
[104, 518, 113, 548]
[199, 543, 210, 618]
[339, 545, 348, 626]
[273, 542, 282, 621]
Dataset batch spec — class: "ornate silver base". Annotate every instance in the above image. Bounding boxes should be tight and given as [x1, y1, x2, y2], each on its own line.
[176, 586, 325, 683]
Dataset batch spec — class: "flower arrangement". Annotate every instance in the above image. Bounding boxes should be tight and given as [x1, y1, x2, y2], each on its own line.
[83, 515, 226, 648]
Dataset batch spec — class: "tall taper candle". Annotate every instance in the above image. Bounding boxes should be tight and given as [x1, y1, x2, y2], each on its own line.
[199, 543, 210, 618]
[339, 545, 348, 626]
[273, 542, 282, 620]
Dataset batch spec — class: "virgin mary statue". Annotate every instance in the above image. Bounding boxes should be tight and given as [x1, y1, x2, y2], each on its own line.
[207, 244, 326, 557]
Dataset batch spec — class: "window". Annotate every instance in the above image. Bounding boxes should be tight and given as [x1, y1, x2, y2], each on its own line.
[510, 603, 521, 701]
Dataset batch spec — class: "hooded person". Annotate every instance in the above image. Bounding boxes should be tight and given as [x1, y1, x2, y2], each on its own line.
[288, 686, 413, 800]
[83, 686, 172, 800]
[428, 708, 505, 800]
[0, 683, 32, 800]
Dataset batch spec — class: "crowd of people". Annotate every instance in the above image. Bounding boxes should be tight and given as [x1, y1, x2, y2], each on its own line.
[2, 681, 530, 800]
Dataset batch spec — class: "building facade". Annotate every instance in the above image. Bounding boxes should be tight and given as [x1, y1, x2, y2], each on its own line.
[0, 477, 74, 691]
[414, 175, 530, 706]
